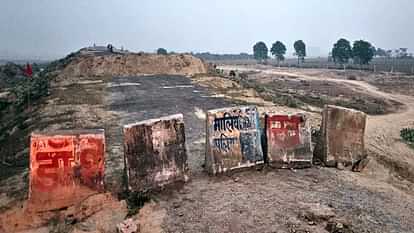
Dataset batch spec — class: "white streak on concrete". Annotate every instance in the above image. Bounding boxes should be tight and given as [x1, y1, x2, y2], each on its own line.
[76, 80, 104, 85]
[160, 85, 193, 89]
[107, 82, 141, 87]
[194, 107, 206, 120]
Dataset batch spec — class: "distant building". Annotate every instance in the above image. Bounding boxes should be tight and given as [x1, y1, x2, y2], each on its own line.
[80, 44, 130, 55]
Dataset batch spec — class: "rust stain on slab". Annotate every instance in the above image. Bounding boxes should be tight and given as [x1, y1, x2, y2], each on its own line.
[315, 105, 367, 167]
[205, 106, 264, 174]
[124, 114, 188, 192]
[29, 130, 105, 212]
[266, 114, 312, 168]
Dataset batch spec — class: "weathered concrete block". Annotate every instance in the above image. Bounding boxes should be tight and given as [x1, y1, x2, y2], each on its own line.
[315, 105, 367, 167]
[205, 106, 264, 174]
[29, 130, 105, 211]
[265, 114, 312, 168]
[123, 114, 188, 192]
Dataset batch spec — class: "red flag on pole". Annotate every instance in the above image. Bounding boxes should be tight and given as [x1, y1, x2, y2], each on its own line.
[24, 63, 33, 78]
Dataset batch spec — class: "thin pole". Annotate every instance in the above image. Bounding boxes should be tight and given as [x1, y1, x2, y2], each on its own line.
[27, 79, 30, 112]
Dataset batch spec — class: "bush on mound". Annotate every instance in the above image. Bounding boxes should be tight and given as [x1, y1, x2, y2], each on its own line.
[401, 128, 414, 144]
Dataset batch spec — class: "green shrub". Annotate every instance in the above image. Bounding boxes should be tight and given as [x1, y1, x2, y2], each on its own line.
[401, 128, 414, 143]
[271, 95, 302, 108]
[126, 191, 151, 216]
[0, 100, 9, 112]
[157, 48, 168, 55]
[9, 73, 50, 108]
[347, 75, 357, 80]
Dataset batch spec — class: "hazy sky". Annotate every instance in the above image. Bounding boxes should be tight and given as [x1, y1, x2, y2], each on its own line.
[1, 0, 412, 59]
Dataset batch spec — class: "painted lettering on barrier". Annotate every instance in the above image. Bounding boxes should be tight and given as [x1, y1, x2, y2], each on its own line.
[268, 115, 301, 148]
[206, 106, 264, 174]
[213, 112, 252, 132]
[29, 131, 105, 211]
[265, 113, 313, 167]
[31, 137, 75, 192]
[79, 137, 104, 188]
[213, 133, 238, 152]
[212, 112, 253, 153]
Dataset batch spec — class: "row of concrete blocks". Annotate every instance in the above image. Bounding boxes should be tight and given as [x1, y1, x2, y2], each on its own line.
[28, 105, 366, 212]
[206, 105, 366, 173]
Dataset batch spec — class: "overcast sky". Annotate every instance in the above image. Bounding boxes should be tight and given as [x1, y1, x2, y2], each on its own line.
[0, 0, 412, 59]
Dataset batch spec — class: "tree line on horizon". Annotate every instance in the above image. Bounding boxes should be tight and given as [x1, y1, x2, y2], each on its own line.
[253, 39, 413, 65]
[253, 40, 306, 65]
[155, 40, 412, 64]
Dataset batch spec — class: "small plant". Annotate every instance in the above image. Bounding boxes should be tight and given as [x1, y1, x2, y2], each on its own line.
[0, 100, 9, 112]
[270, 95, 302, 108]
[239, 73, 248, 79]
[125, 191, 152, 216]
[10, 73, 50, 108]
[347, 75, 357, 80]
[157, 48, 168, 55]
[401, 128, 414, 144]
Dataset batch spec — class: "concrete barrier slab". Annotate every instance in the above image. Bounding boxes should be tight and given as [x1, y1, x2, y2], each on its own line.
[315, 105, 367, 167]
[205, 106, 264, 174]
[265, 114, 312, 168]
[29, 130, 105, 211]
[123, 114, 188, 192]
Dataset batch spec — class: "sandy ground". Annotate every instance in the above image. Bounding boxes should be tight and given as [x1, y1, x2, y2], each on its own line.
[219, 65, 414, 180]
[1, 66, 414, 232]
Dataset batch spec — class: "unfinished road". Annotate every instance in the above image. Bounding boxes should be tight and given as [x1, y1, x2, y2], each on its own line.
[1, 72, 414, 233]
[104, 75, 237, 189]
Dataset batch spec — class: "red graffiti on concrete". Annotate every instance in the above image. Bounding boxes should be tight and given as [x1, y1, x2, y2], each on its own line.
[79, 136, 104, 188]
[31, 136, 76, 192]
[267, 115, 301, 148]
[29, 131, 105, 211]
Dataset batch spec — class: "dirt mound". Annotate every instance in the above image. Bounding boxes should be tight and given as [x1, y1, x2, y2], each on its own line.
[60, 53, 208, 77]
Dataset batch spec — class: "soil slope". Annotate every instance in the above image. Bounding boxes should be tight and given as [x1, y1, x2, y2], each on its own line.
[60, 53, 208, 78]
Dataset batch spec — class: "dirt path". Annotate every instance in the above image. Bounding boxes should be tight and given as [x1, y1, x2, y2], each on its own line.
[220, 65, 414, 180]
[282, 69, 414, 180]
[220, 66, 399, 100]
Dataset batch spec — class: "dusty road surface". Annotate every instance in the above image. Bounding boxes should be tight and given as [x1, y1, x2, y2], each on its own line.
[105, 75, 237, 184]
[1, 68, 414, 232]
